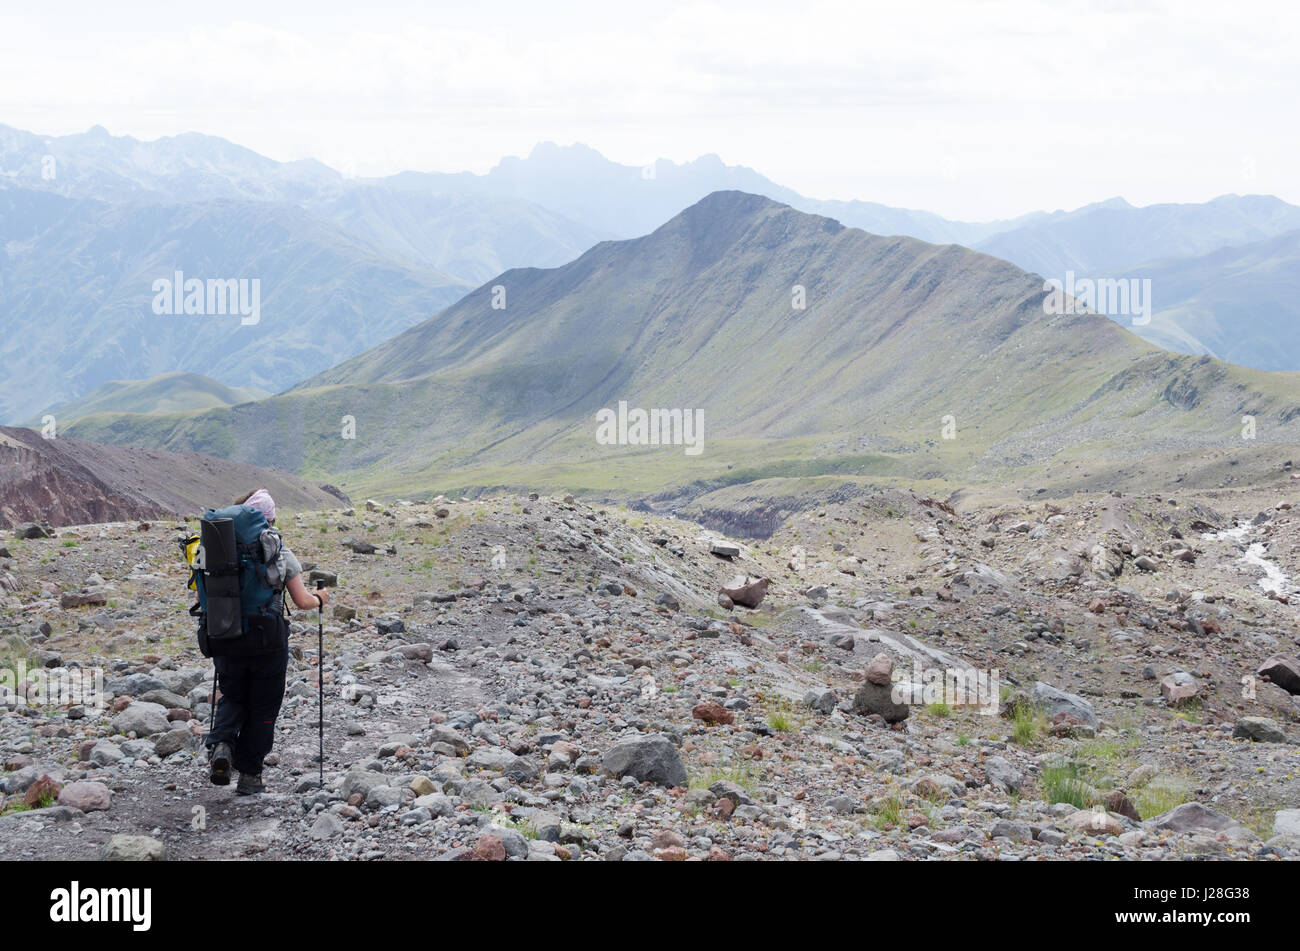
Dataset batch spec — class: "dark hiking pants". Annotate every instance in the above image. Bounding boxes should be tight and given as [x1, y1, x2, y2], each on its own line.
[206, 648, 289, 776]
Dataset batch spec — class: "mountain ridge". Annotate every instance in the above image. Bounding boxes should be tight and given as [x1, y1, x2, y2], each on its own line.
[65, 191, 1300, 507]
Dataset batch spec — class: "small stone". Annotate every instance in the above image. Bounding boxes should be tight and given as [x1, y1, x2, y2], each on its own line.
[691, 702, 733, 726]
[1063, 810, 1123, 836]
[1160, 671, 1198, 705]
[310, 813, 345, 839]
[22, 775, 61, 808]
[112, 701, 170, 736]
[475, 834, 506, 861]
[1103, 789, 1141, 822]
[99, 834, 166, 861]
[865, 652, 894, 686]
[58, 781, 112, 812]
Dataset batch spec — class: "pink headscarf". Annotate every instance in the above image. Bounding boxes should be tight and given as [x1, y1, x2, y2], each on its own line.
[244, 488, 276, 524]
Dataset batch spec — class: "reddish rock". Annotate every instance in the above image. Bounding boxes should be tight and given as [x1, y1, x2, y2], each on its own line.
[707, 845, 732, 861]
[474, 834, 506, 861]
[719, 577, 770, 609]
[711, 798, 736, 819]
[865, 652, 894, 686]
[1257, 655, 1300, 696]
[59, 590, 107, 610]
[1160, 672, 1199, 705]
[551, 740, 579, 762]
[23, 775, 62, 808]
[1103, 789, 1141, 821]
[1087, 598, 1107, 614]
[57, 780, 111, 812]
[651, 829, 686, 850]
[691, 702, 734, 726]
[167, 708, 192, 721]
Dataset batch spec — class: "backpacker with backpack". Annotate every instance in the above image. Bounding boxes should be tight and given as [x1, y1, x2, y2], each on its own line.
[181, 504, 290, 657]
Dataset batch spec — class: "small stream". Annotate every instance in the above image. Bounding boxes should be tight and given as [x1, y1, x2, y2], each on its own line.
[1201, 522, 1295, 598]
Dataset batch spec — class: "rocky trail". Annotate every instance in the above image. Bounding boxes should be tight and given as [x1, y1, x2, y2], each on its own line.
[2, 485, 1299, 861]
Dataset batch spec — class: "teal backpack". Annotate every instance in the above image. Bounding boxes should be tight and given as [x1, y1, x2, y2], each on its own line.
[187, 504, 286, 656]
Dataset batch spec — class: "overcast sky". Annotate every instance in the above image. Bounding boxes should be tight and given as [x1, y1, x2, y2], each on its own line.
[1, 0, 1295, 220]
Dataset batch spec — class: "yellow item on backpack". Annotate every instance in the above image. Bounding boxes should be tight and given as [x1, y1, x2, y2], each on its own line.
[179, 533, 200, 591]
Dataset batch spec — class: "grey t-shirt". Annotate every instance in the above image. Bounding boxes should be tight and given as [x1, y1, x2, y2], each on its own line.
[282, 545, 302, 583]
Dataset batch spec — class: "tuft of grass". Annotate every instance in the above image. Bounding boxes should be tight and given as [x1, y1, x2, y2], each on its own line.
[767, 699, 798, 733]
[925, 701, 952, 717]
[1040, 763, 1095, 809]
[955, 732, 971, 746]
[1170, 698, 1203, 724]
[690, 763, 763, 792]
[1135, 779, 1190, 819]
[1011, 703, 1046, 745]
[870, 793, 906, 831]
[1077, 735, 1141, 761]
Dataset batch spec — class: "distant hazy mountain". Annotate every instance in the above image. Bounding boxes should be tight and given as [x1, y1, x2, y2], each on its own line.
[974, 194, 1300, 278]
[32, 372, 269, 425]
[0, 184, 469, 422]
[375, 141, 1026, 245]
[1113, 230, 1300, 372]
[8, 120, 1300, 397]
[0, 123, 342, 203]
[0, 124, 606, 285]
[974, 195, 1300, 370]
[69, 193, 1300, 502]
[312, 187, 603, 285]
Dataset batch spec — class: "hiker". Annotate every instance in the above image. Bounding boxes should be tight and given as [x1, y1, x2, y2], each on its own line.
[197, 489, 329, 795]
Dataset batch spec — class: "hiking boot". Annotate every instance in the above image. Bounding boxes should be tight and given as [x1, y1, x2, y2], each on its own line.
[208, 742, 233, 786]
[236, 772, 265, 796]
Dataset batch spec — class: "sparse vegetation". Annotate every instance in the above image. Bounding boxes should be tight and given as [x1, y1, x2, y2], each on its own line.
[1040, 763, 1096, 809]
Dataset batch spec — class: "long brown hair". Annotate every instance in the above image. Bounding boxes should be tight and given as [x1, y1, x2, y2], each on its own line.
[233, 490, 257, 505]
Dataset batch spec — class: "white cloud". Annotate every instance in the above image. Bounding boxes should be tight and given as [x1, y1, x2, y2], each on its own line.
[1, 0, 1296, 218]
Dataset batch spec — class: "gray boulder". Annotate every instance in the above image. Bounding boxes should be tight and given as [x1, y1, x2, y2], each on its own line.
[851, 680, 909, 723]
[601, 734, 687, 787]
[984, 755, 1023, 793]
[1233, 716, 1287, 743]
[1144, 802, 1254, 840]
[112, 702, 169, 736]
[1030, 682, 1099, 728]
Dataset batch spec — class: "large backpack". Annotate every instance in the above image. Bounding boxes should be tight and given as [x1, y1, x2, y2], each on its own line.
[185, 504, 288, 656]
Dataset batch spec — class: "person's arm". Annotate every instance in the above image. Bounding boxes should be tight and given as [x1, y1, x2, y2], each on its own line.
[286, 574, 329, 610]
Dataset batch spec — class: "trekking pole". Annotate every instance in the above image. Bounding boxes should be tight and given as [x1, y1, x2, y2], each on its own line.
[316, 580, 326, 788]
[209, 669, 218, 733]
